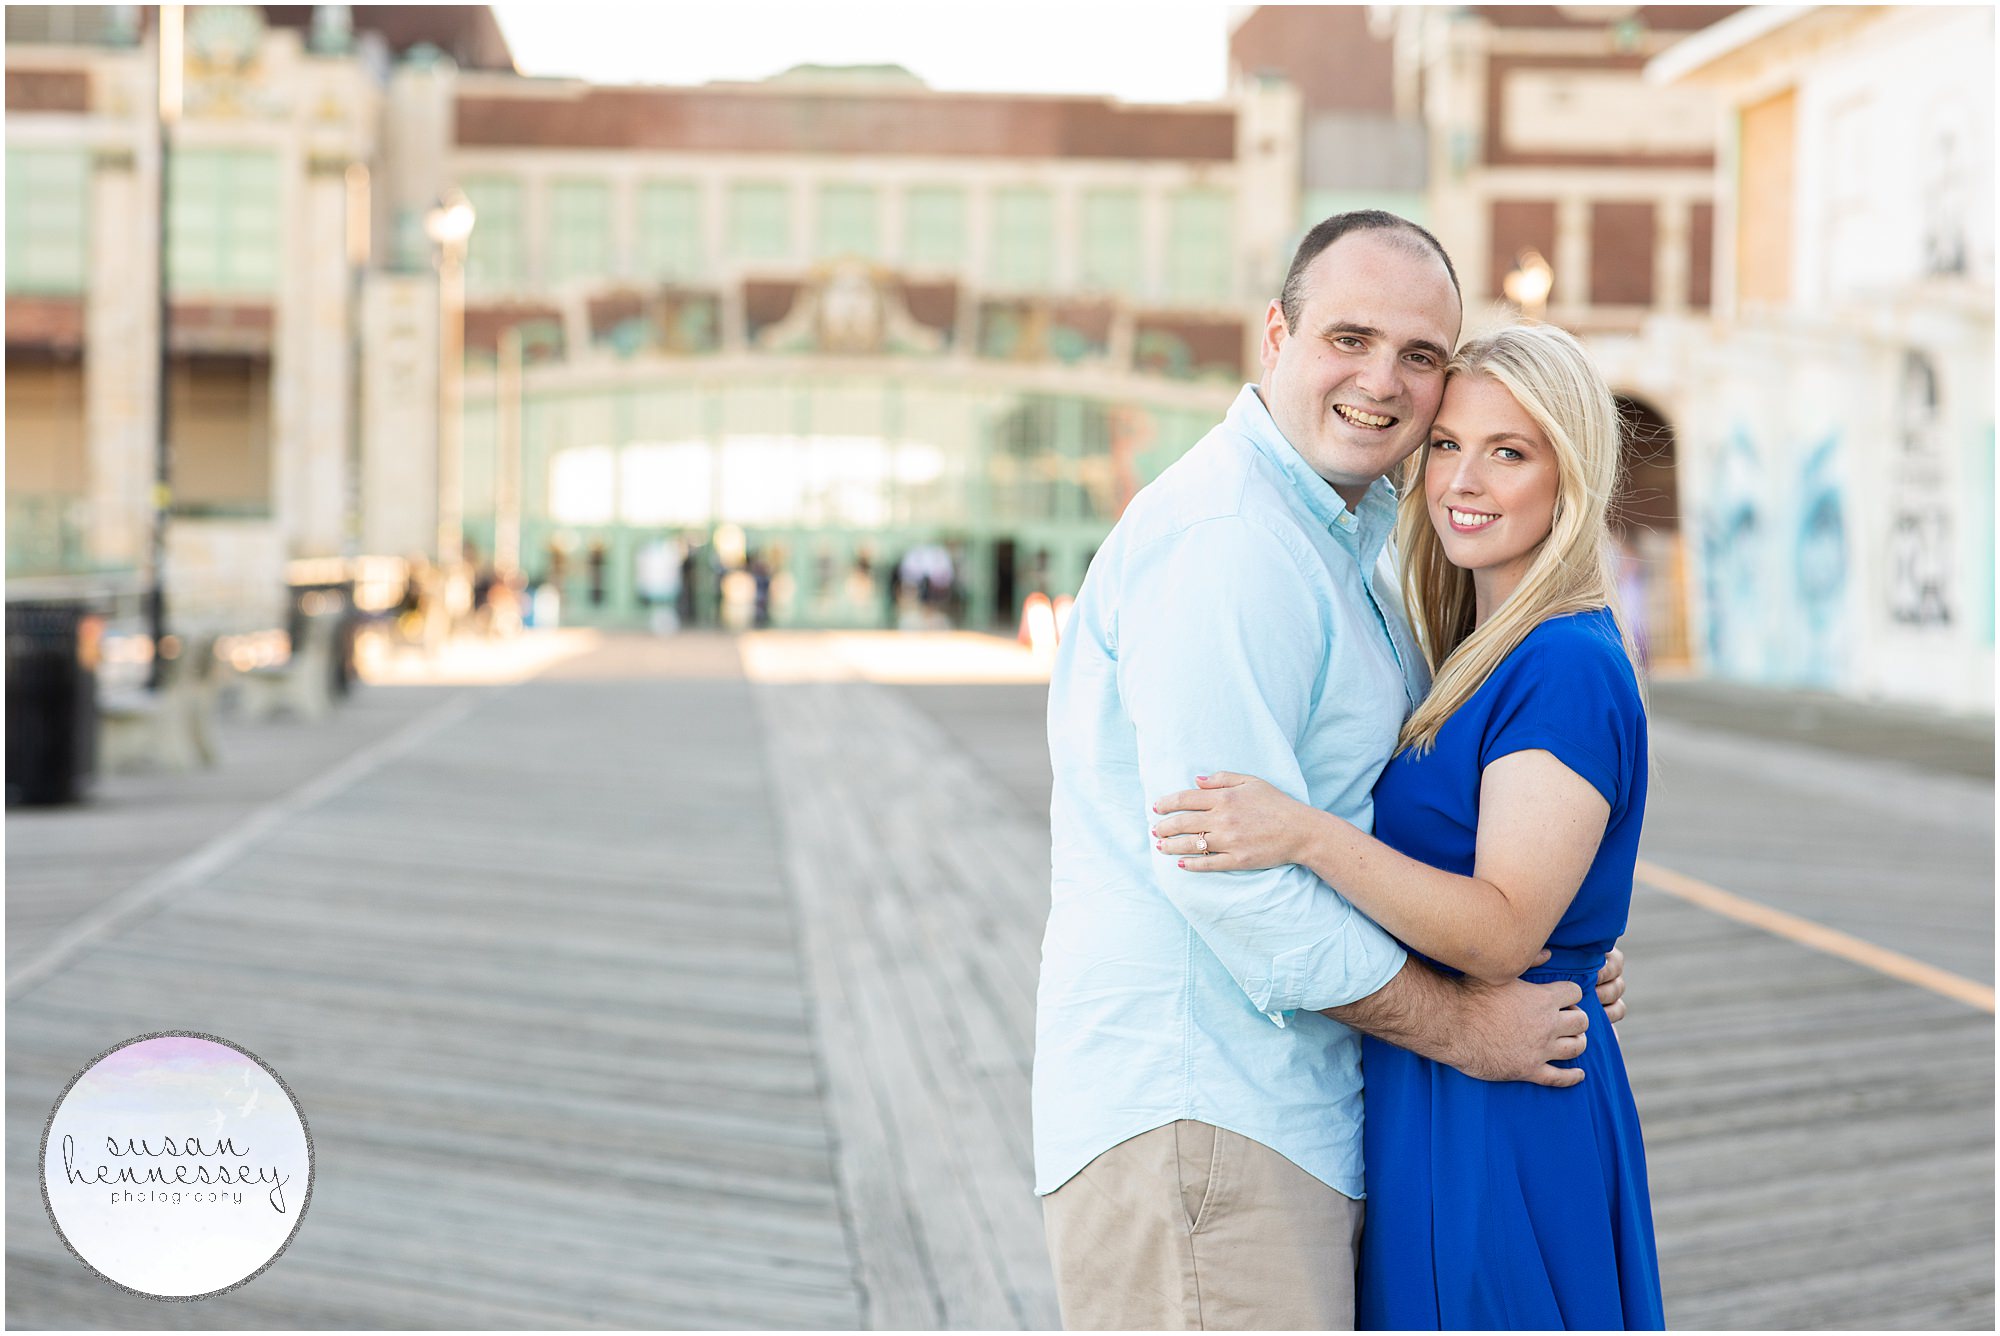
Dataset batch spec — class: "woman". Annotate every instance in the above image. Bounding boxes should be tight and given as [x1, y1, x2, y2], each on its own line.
[1150, 323, 1663, 1329]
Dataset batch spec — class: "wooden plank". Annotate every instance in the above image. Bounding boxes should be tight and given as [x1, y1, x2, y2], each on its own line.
[760, 681, 1015, 1327]
[8, 634, 866, 1331]
[752, 671, 1063, 1328]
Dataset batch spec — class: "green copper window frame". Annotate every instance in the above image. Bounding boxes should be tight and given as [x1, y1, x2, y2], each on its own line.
[728, 182, 792, 261]
[548, 178, 611, 283]
[5, 148, 90, 295]
[462, 175, 525, 293]
[636, 180, 703, 281]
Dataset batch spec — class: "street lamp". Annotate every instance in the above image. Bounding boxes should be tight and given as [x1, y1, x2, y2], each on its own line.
[342, 163, 368, 564]
[1503, 248, 1555, 323]
[426, 188, 475, 251]
[148, 2, 184, 689]
[424, 188, 474, 646]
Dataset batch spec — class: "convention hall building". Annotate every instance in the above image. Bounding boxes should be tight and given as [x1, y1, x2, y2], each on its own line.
[5, 4, 1296, 632]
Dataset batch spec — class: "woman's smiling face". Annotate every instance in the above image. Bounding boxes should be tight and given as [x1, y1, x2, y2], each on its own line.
[1424, 372, 1562, 619]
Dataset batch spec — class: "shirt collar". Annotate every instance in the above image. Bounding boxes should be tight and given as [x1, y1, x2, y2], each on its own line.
[1229, 384, 1402, 566]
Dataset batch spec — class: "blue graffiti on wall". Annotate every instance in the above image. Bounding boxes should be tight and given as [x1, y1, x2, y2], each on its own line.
[1792, 437, 1847, 686]
[1701, 426, 1765, 679]
[1700, 425, 1848, 686]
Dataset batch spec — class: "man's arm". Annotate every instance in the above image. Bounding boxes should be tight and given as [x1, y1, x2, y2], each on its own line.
[1328, 957, 1589, 1087]
[1118, 517, 1408, 1021]
[1118, 517, 1615, 1064]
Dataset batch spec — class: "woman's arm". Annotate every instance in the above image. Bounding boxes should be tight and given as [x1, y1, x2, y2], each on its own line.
[1152, 751, 1609, 983]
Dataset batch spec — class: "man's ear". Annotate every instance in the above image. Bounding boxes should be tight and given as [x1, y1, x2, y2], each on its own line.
[1260, 299, 1288, 373]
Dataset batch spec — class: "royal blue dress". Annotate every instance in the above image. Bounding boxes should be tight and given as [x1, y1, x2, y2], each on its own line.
[1357, 608, 1665, 1330]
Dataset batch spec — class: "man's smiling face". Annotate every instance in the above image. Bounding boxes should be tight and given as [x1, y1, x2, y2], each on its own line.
[1257, 230, 1463, 508]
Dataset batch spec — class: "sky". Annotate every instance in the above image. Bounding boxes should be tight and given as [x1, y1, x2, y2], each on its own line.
[489, 2, 1238, 104]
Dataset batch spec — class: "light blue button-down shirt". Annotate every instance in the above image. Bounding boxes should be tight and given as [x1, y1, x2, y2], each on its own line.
[1035, 384, 1430, 1198]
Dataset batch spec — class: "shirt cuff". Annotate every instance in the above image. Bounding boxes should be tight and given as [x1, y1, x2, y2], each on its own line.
[1252, 910, 1409, 1026]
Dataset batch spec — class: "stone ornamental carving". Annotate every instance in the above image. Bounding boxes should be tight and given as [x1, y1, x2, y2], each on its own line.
[184, 5, 286, 119]
[755, 261, 945, 356]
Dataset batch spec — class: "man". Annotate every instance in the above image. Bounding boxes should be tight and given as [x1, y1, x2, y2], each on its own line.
[1036, 212, 1624, 1330]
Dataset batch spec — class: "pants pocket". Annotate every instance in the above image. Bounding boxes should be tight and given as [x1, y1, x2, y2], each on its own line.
[1174, 1120, 1227, 1234]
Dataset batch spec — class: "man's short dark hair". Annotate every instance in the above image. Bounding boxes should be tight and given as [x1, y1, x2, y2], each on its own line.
[1278, 211, 1462, 331]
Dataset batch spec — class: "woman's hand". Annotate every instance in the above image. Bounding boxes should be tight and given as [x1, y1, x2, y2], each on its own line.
[1150, 772, 1321, 872]
[1596, 946, 1627, 1024]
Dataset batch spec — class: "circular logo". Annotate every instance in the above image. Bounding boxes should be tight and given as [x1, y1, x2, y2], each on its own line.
[40, 1033, 314, 1300]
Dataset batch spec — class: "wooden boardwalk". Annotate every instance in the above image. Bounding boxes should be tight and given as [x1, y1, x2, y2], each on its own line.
[889, 675, 1995, 1331]
[7, 631, 1991, 1329]
[10, 634, 858, 1329]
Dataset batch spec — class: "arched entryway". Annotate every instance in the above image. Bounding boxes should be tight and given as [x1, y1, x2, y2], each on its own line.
[1611, 394, 1690, 669]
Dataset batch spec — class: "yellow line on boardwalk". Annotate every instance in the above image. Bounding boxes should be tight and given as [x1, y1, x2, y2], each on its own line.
[1635, 859, 1996, 1014]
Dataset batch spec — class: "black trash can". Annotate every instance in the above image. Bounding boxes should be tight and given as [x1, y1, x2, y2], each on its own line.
[286, 580, 358, 698]
[6, 601, 99, 807]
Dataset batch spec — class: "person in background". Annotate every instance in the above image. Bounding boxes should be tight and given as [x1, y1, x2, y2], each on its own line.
[636, 535, 685, 636]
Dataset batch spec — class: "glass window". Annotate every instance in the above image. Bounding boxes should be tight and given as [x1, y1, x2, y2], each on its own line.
[990, 186, 1054, 291]
[1080, 188, 1142, 297]
[719, 438, 806, 525]
[727, 182, 791, 261]
[636, 181, 702, 281]
[817, 183, 879, 260]
[461, 176, 524, 293]
[798, 436, 890, 528]
[549, 444, 615, 525]
[1166, 187, 1233, 305]
[904, 186, 965, 268]
[167, 354, 272, 515]
[621, 441, 712, 526]
[6, 6, 140, 44]
[894, 386, 974, 525]
[167, 148, 280, 296]
[548, 179, 610, 283]
[5, 148, 89, 294]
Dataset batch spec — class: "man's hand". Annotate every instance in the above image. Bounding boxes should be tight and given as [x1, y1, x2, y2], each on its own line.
[1596, 946, 1626, 1024]
[1441, 974, 1589, 1087]
[1327, 957, 1587, 1087]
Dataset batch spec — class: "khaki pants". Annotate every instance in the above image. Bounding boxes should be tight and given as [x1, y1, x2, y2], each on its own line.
[1042, 1121, 1364, 1331]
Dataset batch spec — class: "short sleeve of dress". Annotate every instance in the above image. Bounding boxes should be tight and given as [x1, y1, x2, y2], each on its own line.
[1477, 613, 1641, 815]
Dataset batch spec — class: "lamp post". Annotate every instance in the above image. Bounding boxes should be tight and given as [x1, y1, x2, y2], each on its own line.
[1503, 247, 1555, 323]
[424, 189, 474, 646]
[342, 162, 369, 564]
[495, 324, 524, 579]
[148, 2, 184, 688]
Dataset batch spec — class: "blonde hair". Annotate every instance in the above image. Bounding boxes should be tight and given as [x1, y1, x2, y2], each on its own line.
[1395, 323, 1642, 753]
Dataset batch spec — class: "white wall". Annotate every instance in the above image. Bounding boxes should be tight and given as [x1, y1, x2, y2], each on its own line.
[1789, 6, 1995, 310]
[1668, 6, 1995, 714]
[1677, 316, 1991, 712]
[359, 273, 441, 560]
